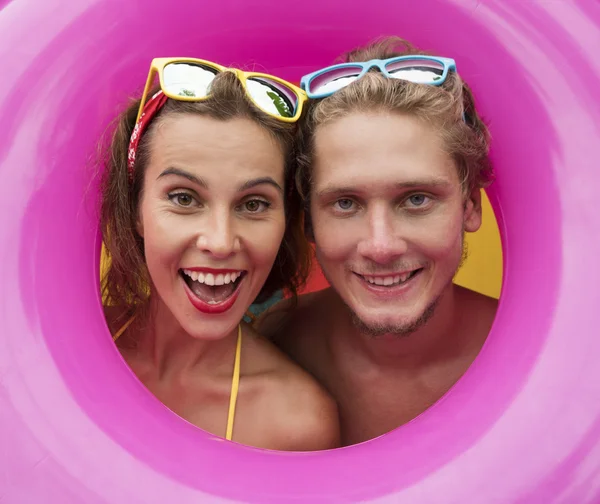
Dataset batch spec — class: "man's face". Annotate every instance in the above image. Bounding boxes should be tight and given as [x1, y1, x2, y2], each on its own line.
[310, 111, 482, 336]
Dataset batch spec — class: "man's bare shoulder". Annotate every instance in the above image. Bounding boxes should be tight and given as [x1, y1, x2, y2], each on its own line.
[256, 288, 335, 341]
[455, 284, 499, 332]
[456, 284, 498, 308]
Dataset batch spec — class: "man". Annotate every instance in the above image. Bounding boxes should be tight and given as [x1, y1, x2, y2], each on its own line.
[259, 38, 498, 446]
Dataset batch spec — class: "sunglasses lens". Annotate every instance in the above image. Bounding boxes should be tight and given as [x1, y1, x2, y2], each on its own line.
[246, 77, 298, 118]
[385, 58, 445, 84]
[309, 65, 363, 95]
[163, 62, 218, 98]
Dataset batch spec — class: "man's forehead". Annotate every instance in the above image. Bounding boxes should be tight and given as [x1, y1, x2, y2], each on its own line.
[313, 116, 453, 168]
[313, 111, 443, 150]
[311, 150, 459, 191]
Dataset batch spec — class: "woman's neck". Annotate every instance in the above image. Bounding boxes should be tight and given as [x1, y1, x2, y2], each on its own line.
[135, 296, 240, 381]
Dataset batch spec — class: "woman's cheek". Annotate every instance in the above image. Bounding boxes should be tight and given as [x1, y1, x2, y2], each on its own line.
[243, 215, 286, 267]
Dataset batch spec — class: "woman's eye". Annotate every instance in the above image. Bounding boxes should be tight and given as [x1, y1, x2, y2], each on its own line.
[243, 199, 270, 213]
[406, 194, 430, 207]
[335, 198, 355, 211]
[169, 192, 197, 207]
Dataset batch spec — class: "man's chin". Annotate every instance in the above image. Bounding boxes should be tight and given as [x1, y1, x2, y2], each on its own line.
[350, 313, 420, 338]
[349, 299, 440, 338]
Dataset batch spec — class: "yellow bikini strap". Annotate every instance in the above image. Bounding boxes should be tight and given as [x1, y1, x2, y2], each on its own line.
[114, 315, 241, 440]
[112, 315, 135, 342]
[226, 324, 242, 441]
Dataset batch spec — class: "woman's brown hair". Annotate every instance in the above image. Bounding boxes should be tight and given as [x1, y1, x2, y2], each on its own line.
[100, 72, 310, 323]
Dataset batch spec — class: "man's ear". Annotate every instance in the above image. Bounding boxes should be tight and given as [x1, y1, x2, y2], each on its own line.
[464, 187, 482, 233]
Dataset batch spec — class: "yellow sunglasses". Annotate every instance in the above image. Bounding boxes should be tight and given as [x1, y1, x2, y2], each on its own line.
[136, 57, 307, 123]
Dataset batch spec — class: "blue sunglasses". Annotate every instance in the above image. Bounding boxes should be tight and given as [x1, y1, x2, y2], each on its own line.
[300, 55, 457, 99]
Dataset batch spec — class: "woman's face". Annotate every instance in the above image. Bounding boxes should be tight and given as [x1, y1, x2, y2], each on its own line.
[137, 113, 286, 339]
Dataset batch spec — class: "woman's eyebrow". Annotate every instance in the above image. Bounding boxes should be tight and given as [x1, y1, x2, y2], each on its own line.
[237, 177, 283, 193]
[158, 169, 283, 193]
[157, 167, 208, 188]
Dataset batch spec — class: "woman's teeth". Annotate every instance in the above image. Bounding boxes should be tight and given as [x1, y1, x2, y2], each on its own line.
[182, 269, 243, 286]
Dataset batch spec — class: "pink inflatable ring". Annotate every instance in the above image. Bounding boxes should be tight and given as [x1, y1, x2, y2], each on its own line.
[2, 0, 600, 502]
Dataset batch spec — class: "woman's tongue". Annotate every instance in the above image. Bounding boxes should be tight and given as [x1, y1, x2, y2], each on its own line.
[190, 280, 236, 304]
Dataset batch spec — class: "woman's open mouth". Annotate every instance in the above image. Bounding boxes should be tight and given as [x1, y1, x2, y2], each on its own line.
[180, 268, 247, 314]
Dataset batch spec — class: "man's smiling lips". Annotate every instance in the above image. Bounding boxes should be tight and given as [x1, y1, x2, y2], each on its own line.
[352, 268, 425, 297]
[353, 266, 424, 285]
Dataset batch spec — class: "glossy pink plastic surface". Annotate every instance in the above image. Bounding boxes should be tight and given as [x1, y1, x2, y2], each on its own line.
[2, 0, 600, 502]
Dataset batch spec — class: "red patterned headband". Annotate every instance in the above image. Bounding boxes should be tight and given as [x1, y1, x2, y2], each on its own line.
[127, 90, 169, 182]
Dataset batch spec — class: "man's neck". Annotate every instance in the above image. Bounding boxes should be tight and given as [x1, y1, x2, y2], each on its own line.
[330, 284, 471, 371]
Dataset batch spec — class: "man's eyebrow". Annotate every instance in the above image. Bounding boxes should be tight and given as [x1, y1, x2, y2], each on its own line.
[157, 167, 208, 188]
[315, 178, 453, 198]
[393, 179, 453, 190]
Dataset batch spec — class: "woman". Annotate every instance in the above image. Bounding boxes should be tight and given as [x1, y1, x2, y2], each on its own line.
[100, 58, 339, 450]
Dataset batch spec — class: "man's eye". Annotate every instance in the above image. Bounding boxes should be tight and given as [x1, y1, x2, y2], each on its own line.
[335, 199, 355, 211]
[406, 194, 430, 207]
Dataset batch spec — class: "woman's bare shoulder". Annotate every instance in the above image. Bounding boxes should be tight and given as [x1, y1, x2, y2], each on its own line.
[239, 325, 340, 451]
